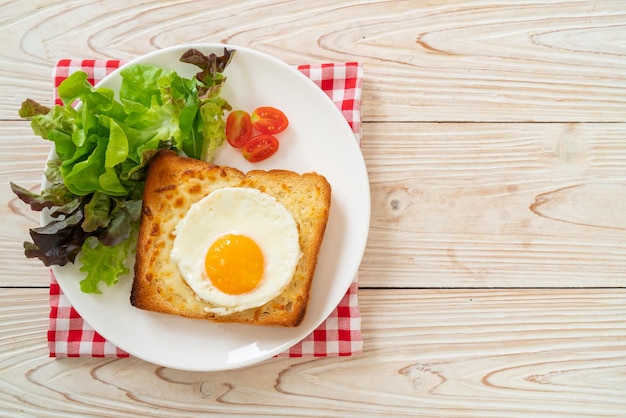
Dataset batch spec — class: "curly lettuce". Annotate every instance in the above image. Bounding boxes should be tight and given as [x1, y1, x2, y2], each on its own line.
[180, 47, 234, 161]
[12, 48, 235, 293]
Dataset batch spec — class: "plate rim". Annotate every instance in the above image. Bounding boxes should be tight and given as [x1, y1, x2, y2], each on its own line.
[48, 43, 370, 371]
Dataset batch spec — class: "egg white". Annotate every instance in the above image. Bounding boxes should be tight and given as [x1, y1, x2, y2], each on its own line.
[171, 187, 301, 315]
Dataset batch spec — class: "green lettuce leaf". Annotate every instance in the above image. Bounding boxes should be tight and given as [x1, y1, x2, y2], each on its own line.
[82, 192, 112, 232]
[180, 47, 234, 161]
[13, 47, 236, 293]
[78, 235, 134, 294]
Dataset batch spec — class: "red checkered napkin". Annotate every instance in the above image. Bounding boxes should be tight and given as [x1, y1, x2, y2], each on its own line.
[48, 59, 364, 359]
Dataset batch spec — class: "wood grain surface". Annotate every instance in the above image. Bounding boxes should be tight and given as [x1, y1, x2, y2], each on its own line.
[2, 1, 626, 122]
[1, 0, 625, 416]
[1, 288, 624, 417]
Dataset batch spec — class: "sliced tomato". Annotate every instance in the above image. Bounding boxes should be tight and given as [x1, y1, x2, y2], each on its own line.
[225, 110, 253, 148]
[242, 134, 279, 162]
[250, 106, 289, 135]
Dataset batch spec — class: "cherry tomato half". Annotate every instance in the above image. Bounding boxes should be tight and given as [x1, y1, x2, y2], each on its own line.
[250, 106, 289, 135]
[225, 110, 253, 148]
[242, 134, 279, 162]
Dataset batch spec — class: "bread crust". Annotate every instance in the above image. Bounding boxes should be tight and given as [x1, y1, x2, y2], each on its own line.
[130, 150, 331, 327]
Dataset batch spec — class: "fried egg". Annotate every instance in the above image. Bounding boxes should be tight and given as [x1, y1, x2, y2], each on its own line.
[170, 187, 301, 315]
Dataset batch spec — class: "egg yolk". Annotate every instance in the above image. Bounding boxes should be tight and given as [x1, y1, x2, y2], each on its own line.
[204, 234, 264, 295]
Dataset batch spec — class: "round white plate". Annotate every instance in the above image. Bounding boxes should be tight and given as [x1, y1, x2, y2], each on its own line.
[49, 43, 370, 371]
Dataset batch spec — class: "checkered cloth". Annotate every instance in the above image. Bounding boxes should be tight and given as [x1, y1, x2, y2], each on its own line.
[48, 58, 364, 358]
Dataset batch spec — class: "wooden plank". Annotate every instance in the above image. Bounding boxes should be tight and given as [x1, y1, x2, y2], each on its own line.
[1, 288, 624, 417]
[0, 122, 52, 287]
[1, 1, 626, 122]
[3, 121, 626, 288]
[361, 122, 626, 288]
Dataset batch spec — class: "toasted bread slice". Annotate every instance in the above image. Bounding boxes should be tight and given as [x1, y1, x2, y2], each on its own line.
[130, 150, 331, 327]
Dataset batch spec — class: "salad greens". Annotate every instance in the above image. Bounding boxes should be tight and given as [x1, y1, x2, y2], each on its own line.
[180, 47, 234, 161]
[11, 47, 235, 293]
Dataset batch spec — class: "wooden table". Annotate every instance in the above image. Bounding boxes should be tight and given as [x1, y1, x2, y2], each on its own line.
[2, 1, 625, 416]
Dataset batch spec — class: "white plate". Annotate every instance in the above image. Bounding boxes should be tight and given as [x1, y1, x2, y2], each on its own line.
[49, 43, 370, 371]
